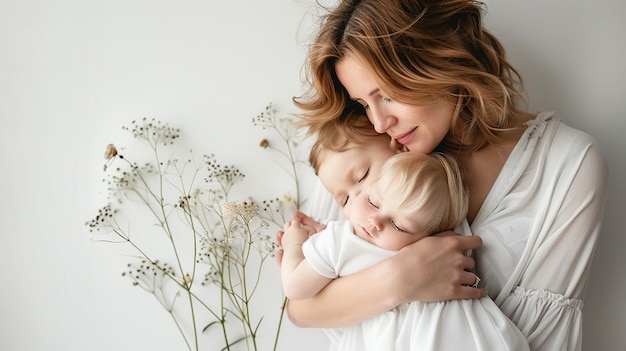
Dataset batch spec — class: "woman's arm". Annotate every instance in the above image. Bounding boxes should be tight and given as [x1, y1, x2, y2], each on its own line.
[281, 219, 333, 300]
[497, 139, 608, 351]
[284, 233, 485, 327]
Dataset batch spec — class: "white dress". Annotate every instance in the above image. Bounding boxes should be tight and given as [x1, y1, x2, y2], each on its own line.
[303, 220, 529, 351]
[473, 112, 608, 351]
[303, 112, 608, 351]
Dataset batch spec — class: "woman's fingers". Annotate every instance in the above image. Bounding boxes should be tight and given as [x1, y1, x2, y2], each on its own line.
[456, 285, 487, 299]
[387, 233, 487, 303]
[463, 271, 481, 287]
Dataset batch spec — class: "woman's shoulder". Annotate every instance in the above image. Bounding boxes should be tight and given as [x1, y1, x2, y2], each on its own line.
[528, 111, 601, 151]
[531, 111, 608, 178]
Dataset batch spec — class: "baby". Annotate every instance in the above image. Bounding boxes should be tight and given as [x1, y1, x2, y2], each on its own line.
[280, 114, 529, 351]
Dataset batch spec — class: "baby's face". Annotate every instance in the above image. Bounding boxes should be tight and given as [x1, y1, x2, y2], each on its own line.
[348, 174, 430, 251]
[318, 140, 428, 251]
[317, 137, 397, 215]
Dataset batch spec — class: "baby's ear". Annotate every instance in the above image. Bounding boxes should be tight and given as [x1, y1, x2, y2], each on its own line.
[389, 139, 408, 153]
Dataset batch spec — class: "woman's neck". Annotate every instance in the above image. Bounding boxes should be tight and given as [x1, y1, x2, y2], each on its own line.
[460, 112, 534, 223]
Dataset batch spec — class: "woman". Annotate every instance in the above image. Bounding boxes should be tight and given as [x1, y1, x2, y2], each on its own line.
[284, 0, 608, 350]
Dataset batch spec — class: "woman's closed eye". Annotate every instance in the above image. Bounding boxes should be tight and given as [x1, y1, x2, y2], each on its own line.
[356, 96, 391, 111]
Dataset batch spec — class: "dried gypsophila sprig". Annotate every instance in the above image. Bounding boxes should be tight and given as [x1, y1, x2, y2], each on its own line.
[221, 200, 273, 251]
[253, 103, 307, 209]
[85, 204, 117, 232]
[123, 117, 181, 147]
[223, 201, 260, 224]
[252, 103, 305, 145]
[258, 193, 295, 228]
[86, 108, 308, 351]
[87, 122, 224, 350]
[204, 154, 245, 196]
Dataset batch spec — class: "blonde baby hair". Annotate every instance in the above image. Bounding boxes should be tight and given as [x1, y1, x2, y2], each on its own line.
[376, 151, 468, 234]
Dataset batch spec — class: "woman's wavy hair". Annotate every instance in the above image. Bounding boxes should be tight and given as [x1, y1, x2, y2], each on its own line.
[295, 0, 526, 152]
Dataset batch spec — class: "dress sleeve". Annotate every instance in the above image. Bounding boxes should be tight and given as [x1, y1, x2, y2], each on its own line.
[497, 138, 608, 351]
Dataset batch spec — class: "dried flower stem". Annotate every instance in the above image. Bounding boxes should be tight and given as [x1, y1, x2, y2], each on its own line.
[253, 103, 307, 209]
[87, 110, 307, 351]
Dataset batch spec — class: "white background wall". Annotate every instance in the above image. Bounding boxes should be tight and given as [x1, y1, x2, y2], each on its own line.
[0, 0, 624, 350]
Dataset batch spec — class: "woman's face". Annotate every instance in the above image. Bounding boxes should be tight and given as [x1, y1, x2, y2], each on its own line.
[335, 55, 455, 154]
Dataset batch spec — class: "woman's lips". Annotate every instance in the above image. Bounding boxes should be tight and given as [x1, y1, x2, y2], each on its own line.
[394, 127, 417, 145]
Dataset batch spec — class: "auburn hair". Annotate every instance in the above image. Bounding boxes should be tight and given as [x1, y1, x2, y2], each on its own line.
[295, 0, 526, 152]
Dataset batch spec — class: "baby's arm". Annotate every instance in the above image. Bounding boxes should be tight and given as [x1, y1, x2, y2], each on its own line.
[280, 218, 333, 300]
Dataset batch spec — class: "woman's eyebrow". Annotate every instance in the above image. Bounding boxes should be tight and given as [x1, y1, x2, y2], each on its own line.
[367, 88, 380, 97]
[349, 88, 380, 101]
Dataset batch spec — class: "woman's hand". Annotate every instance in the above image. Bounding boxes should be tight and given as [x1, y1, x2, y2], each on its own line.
[386, 232, 486, 303]
[286, 230, 486, 328]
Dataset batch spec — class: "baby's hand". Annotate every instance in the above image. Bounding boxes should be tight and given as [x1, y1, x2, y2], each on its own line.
[293, 210, 326, 235]
[282, 218, 310, 246]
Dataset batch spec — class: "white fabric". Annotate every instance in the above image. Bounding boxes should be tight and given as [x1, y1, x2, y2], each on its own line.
[303, 219, 529, 351]
[301, 176, 343, 225]
[472, 112, 608, 351]
[306, 112, 608, 351]
[303, 220, 397, 277]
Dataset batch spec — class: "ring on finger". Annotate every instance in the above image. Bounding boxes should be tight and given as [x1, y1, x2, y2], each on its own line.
[471, 274, 481, 288]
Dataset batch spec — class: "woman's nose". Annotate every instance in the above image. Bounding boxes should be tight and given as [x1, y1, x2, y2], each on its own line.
[368, 107, 394, 134]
